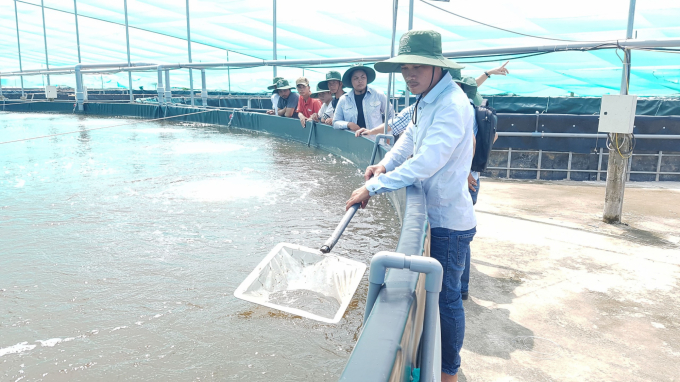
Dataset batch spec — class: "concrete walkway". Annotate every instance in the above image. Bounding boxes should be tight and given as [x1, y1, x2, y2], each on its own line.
[461, 179, 680, 381]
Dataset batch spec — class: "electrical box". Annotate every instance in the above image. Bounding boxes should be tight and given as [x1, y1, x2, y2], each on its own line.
[598, 94, 637, 134]
[44, 85, 57, 100]
[82, 86, 88, 101]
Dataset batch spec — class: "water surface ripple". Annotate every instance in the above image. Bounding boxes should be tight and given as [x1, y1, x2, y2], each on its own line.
[0, 113, 400, 381]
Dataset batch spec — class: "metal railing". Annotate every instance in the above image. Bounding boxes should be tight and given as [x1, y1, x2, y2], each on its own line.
[488, 148, 680, 181]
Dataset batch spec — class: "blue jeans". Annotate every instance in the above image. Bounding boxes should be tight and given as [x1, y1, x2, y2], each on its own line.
[461, 178, 479, 294]
[430, 226, 476, 376]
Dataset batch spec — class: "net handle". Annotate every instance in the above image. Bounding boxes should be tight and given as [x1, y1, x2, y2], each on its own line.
[319, 203, 360, 253]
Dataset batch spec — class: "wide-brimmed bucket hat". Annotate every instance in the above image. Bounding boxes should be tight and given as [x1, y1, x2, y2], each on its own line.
[311, 83, 331, 99]
[374, 30, 465, 73]
[342, 64, 376, 88]
[455, 76, 483, 106]
[267, 76, 285, 93]
[270, 78, 295, 92]
[318, 71, 346, 90]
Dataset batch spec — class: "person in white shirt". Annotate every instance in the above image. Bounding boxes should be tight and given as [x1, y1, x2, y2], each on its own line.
[345, 30, 475, 382]
[318, 70, 345, 114]
[266, 76, 284, 115]
[310, 84, 334, 124]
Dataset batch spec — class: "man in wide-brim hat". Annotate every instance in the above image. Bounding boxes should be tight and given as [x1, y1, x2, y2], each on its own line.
[353, 70, 482, 139]
[332, 64, 393, 132]
[318, 70, 346, 111]
[346, 30, 477, 382]
[266, 76, 285, 115]
[268, 79, 298, 118]
[310, 83, 334, 124]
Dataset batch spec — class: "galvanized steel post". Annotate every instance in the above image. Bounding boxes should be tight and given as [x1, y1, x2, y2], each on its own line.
[13, 0, 25, 98]
[156, 66, 164, 105]
[124, 0, 133, 102]
[385, 0, 398, 136]
[272, 0, 277, 78]
[201, 69, 207, 106]
[405, 0, 414, 109]
[75, 65, 84, 111]
[226, 50, 231, 94]
[164, 70, 172, 103]
[186, 0, 194, 107]
[74, 0, 81, 63]
[40, 0, 50, 86]
[603, 0, 636, 224]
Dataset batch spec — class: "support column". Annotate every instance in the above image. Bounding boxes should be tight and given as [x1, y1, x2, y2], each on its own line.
[156, 67, 164, 105]
[272, 0, 277, 78]
[13, 0, 25, 99]
[384, 0, 398, 136]
[40, 0, 50, 86]
[405, 0, 414, 109]
[124, 0, 133, 102]
[603, 0, 636, 224]
[227, 50, 231, 94]
[200, 69, 207, 106]
[74, 0, 81, 63]
[164, 70, 172, 103]
[75, 65, 84, 111]
[186, 0, 194, 106]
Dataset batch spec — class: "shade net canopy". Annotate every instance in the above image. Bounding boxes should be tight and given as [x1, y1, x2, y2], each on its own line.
[1, 0, 679, 96]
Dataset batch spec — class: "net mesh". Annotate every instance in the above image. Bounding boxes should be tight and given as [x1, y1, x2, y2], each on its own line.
[235, 243, 366, 323]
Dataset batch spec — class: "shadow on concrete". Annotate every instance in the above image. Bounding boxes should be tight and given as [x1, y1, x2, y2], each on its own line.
[458, 369, 468, 382]
[618, 223, 679, 250]
[463, 264, 535, 360]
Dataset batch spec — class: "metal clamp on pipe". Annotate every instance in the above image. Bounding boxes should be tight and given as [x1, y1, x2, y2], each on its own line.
[363, 251, 443, 382]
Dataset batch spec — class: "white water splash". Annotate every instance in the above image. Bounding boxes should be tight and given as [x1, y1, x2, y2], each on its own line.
[36, 338, 74, 347]
[0, 342, 36, 357]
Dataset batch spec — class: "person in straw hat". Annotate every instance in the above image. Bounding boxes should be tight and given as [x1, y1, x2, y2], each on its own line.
[345, 30, 476, 382]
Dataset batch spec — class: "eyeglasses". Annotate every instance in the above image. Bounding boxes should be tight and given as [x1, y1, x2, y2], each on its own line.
[296, 84, 307, 88]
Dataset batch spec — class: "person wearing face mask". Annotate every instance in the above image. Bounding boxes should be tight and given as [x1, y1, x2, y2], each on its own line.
[332, 64, 394, 133]
[345, 30, 475, 382]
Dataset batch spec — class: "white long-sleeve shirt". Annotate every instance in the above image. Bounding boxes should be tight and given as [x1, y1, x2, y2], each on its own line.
[365, 71, 477, 231]
[332, 86, 394, 130]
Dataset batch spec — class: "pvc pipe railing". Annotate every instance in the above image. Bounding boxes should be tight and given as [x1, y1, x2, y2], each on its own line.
[364, 252, 443, 382]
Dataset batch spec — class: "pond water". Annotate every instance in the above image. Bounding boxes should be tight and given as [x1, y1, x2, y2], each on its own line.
[0, 112, 400, 381]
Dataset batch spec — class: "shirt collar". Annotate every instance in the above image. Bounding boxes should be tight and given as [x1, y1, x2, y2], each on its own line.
[421, 70, 453, 104]
[350, 86, 372, 98]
